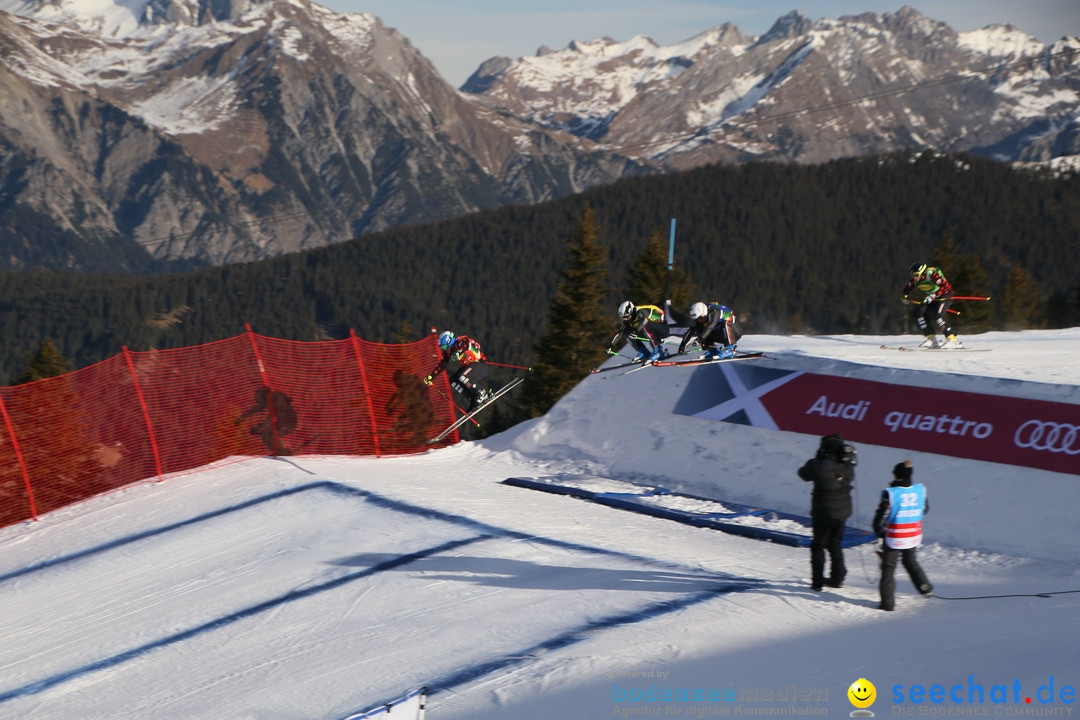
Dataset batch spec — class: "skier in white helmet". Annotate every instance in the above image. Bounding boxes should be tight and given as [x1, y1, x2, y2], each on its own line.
[677, 301, 741, 360]
[605, 300, 669, 363]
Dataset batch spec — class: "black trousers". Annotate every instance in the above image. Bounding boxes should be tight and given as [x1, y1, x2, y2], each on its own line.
[701, 322, 742, 348]
[879, 545, 932, 610]
[810, 518, 847, 586]
[451, 361, 488, 401]
[915, 299, 954, 336]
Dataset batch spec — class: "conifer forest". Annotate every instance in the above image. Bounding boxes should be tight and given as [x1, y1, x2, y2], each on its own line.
[1, 152, 1078, 387]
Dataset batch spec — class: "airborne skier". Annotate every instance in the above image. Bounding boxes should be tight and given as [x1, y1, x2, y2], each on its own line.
[425, 330, 491, 410]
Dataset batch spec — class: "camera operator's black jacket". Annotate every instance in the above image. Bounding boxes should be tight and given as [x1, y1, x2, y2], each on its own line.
[798, 455, 854, 521]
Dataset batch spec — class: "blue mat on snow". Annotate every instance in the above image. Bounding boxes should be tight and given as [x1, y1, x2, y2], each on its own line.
[503, 475, 876, 548]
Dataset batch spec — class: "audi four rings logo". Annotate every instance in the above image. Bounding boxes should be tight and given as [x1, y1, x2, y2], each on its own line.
[1014, 420, 1080, 454]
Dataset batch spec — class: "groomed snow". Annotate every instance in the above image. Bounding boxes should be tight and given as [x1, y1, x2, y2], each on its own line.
[0, 330, 1077, 719]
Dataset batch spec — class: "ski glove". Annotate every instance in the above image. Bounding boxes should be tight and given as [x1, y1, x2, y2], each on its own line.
[901, 296, 910, 305]
[423, 375, 434, 385]
[922, 295, 935, 304]
[606, 348, 618, 355]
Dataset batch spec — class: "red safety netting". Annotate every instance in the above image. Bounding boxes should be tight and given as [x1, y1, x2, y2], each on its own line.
[0, 329, 458, 530]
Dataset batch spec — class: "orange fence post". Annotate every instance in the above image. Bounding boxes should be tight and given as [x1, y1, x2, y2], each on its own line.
[349, 329, 382, 458]
[0, 392, 37, 522]
[122, 347, 165, 482]
[244, 324, 282, 457]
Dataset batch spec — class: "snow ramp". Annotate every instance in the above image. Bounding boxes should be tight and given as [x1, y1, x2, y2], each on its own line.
[507, 332, 1080, 561]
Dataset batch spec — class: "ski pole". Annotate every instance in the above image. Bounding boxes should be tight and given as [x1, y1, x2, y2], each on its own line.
[950, 296, 991, 301]
[431, 386, 480, 426]
[485, 361, 532, 371]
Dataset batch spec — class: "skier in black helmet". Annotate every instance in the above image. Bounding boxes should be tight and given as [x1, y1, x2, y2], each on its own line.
[902, 263, 963, 349]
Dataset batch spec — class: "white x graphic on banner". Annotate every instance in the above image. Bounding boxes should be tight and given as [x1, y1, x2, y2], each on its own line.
[692, 365, 804, 429]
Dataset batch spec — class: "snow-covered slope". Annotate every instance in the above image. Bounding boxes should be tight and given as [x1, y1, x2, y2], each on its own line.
[0, 330, 1077, 719]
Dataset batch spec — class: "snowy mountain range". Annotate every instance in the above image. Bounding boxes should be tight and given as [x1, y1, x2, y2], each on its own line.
[0, 0, 1077, 267]
[464, 9, 1080, 170]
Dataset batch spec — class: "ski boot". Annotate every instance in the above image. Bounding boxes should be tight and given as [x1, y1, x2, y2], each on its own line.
[918, 335, 940, 349]
[469, 389, 490, 411]
[941, 335, 964, 350]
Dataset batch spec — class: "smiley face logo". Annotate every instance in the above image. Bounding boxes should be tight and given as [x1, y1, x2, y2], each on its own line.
[848, 678, 876, 709]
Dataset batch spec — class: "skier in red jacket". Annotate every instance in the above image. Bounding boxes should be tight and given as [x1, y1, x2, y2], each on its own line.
[425, 330, 490, 410]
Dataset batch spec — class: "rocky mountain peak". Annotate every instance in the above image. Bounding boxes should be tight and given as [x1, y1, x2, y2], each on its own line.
[0, 0, 1076, 271]
[757, 9, 813, 45]
[0, 0, 642, 269]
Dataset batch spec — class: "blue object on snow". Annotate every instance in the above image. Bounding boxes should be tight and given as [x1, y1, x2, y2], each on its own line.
[503, 476, 876, 548]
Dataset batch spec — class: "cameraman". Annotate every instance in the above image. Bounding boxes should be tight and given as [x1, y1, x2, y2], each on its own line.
[798, 434, 857, 591]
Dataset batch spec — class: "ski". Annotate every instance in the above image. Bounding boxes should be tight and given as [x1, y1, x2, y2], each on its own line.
[595, 351, 674, 378]
[879, 345, 992, 353]
[428, 376, 525, 444]
[590, 359, 643, 374]
[619, 358, 663, 375]
[652, 351, 765, 367]
[603, 357, 667, 377]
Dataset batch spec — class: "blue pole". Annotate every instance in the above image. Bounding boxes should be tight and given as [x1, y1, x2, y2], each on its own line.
[668, 218, 676, 272]
[664, 218, 676, 315]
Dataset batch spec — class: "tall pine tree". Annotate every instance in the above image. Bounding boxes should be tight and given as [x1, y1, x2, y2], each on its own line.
[931, 235, 993, 333]
[16, 339, 68, 384]
[519, 205, 612, 418]
[999, 263, 1045, 329]
[623, 228, 698, 317]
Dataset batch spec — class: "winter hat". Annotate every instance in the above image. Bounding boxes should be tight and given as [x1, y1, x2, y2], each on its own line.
[820, 434, 846, 458]
[892, 460, 914, 483]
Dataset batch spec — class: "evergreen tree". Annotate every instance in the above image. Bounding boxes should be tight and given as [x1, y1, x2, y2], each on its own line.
[999, 264, 1045, 330]
[623, 228, 698, 317]
[393, 320, 416, 343]
[17, 339, 68, 384]
[5, 357, 106, 515]
[519, 205, 612, 418]
[1046, 286, 1080, 328]
[931, 236, 993, 333]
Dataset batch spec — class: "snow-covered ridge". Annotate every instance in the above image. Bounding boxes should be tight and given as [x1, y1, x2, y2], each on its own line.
[466, 5, 1078, 164]
[958, 24, 1051, 57]
[0, 0, 380, 135]
[2, 0, 162, 37]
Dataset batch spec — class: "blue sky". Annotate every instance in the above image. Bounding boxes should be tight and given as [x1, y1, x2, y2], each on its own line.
[321, 1, 1078, 86]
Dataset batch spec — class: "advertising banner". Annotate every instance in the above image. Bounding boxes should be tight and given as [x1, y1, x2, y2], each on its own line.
[674, 364, 1079, 475]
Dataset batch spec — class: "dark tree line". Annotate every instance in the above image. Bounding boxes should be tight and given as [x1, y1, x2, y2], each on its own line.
[2, 151, 1078, 386]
